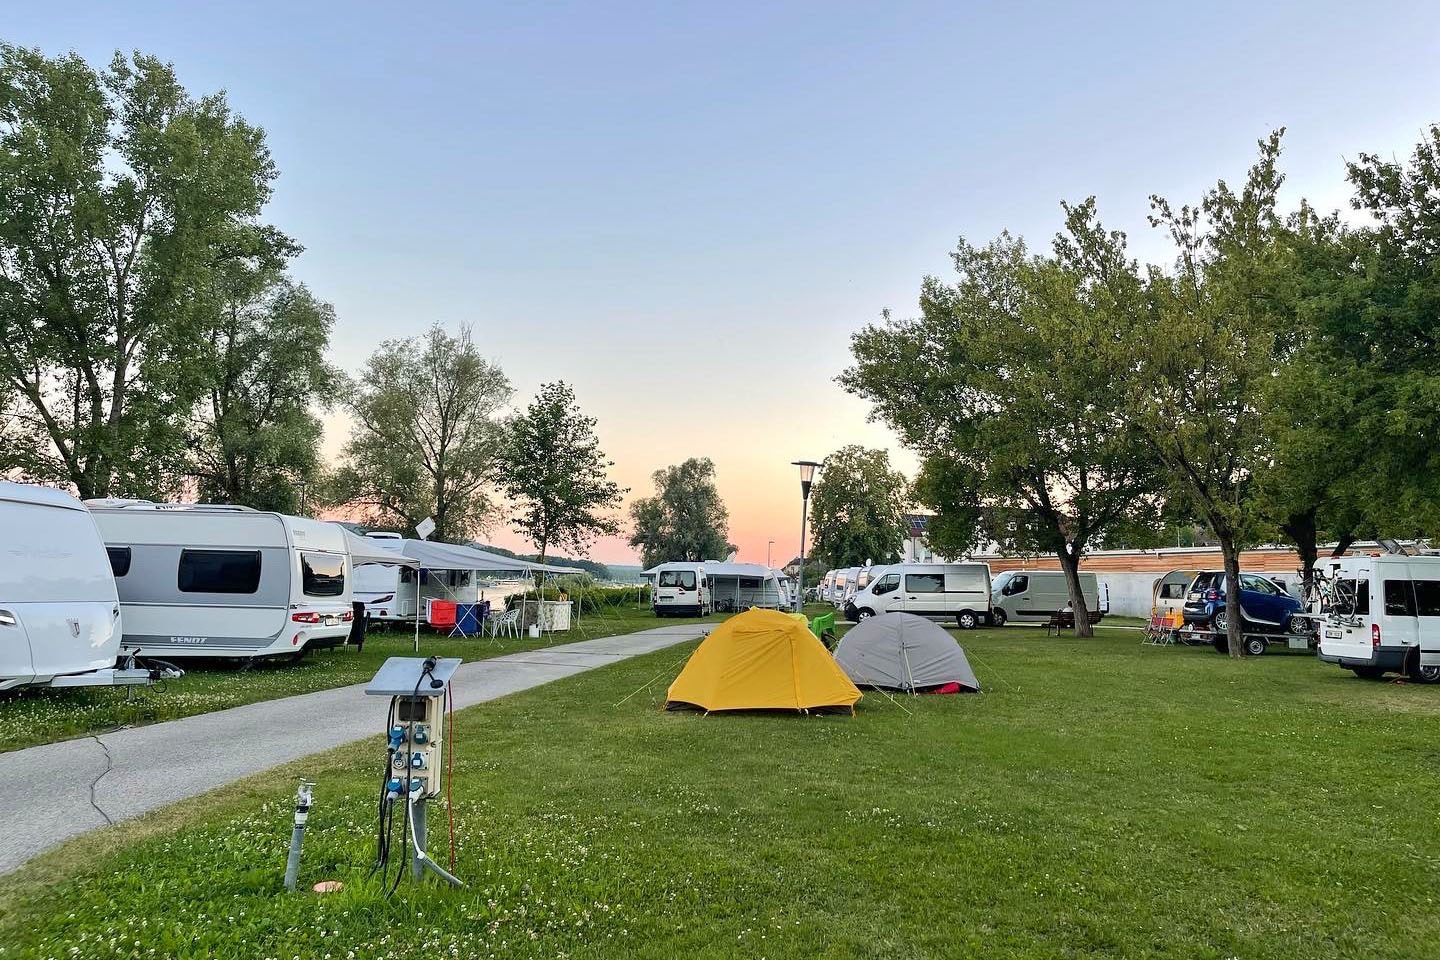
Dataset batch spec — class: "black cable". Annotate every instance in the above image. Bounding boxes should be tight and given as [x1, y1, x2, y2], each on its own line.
[371, 698, 399, 876]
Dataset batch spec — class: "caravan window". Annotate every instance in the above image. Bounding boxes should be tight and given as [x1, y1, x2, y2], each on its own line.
[906, 573, 945, 593]
[1158, 581, 1186, 599]
[739, 577, 761, 589]
[1384, 580, 1417, 617]
[178, 550, 261, 594]
[107, 547, 132, 578]
[302, 553, 346, 598]
[659, 571, 697, 589]
[1414, 581, 1440, 617]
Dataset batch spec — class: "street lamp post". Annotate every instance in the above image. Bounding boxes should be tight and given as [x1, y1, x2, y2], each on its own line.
[791, 460, 820, 612]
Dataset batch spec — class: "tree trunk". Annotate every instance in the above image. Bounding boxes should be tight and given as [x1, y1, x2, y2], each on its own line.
[1220, 536, 1244, 659]
[1057, 546, 1093, 638]
[1281, 507, 1319, 605]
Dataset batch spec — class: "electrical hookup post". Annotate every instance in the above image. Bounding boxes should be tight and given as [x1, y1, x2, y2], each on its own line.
[366, 656, 466, 889]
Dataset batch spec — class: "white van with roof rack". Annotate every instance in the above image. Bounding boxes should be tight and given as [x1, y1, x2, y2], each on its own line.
[1316, 554, 1440, 681]
[87, 500, 353, 660]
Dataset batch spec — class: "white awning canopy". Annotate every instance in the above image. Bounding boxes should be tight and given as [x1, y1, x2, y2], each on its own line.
[342, 528, 419, 568]
[363, 537, 583, 576]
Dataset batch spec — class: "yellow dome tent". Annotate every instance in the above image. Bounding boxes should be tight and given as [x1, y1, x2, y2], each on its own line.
[665, 608, 862, 714]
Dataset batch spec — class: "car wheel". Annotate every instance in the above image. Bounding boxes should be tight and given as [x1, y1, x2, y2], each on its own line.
[1212, 609, 1230, 634]
[1286, 614, 1309, 636]
[991, 609, 1007, 627]
[1244, 635, 1267, 657]
[855, 608, 874, 621]
[956, 611, 978, 630]
[1410, 657, 1440, 684]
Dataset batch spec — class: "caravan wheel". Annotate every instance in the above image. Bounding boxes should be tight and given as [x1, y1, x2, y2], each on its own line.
[1244, 635, 1268, 657]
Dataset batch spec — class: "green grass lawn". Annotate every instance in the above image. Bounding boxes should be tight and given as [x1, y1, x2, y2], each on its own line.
[4, 624, 1439, 959]
[0, 605, 717, 754]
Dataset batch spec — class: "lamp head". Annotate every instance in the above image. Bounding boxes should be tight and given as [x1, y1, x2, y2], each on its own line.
[792, 460, 821, 498]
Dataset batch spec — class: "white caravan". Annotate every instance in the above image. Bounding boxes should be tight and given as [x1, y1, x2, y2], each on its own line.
[646, 562, 713, 617]
[843, 562, 992, 629]
[832, 567, 862, 609]
[1316, 554, 1440, 681]
[88, 502, 353, 659]
[989, 569, 1105, 627]
[1, 483, 167, 690]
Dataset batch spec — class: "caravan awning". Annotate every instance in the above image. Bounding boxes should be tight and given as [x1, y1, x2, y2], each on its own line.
[378, 539, 584, 576]
[342, 529, 419, 568]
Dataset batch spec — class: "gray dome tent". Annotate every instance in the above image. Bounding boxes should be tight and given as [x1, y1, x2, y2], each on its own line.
[833, 613, 980, 693]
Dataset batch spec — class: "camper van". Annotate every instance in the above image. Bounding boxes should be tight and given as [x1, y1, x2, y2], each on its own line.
[844, 562, 992, 629]
[989, 570, 1105, 626]
[650, 562, 713, 617]
[88, 502, 353, 659]
[2, 483, 127, 689]
[1316, 554, 1440, 681]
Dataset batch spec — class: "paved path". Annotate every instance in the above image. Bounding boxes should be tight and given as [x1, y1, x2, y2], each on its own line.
[0, 623, 710, 875]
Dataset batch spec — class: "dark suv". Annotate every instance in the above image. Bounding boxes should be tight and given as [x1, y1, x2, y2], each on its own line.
[1181, 571, 1308, 654]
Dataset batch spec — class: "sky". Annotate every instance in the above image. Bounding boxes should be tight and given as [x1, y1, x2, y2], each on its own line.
[6, 1, 1440, 565]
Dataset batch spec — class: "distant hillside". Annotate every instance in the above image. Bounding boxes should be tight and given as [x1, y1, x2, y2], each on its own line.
[471, 543, 611, 581]
[606, 564, 645, 584]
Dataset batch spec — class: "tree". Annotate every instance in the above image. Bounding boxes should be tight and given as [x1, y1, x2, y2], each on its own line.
[0, 46, 289, 498]
[188, 272, 336, 513]
[1111, 132, 1300, 656]
[334, 325, 510, 541]
[844, 219, 1161, 637]
[806, 446, 909, 569]
[498, 381, 625, 562]
[627, 457, 734, 569]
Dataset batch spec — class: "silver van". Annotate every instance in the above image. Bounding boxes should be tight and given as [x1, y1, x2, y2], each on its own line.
[989, 570, 1104, 627]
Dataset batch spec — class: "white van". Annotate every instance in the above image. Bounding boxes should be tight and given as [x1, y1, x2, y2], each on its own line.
[1316, 554, 1440, 681]
[989, 569, 1104, 627]
[844, 562, 992, 629]
[649, 562, 712, 617]
[89, 502, 353, 659]
[2, 483, 127, 689]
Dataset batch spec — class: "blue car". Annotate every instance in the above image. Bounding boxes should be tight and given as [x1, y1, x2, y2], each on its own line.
[1181, 571, 1308, 655]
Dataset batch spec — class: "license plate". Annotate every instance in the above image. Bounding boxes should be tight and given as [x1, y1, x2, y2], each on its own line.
[1325, 628, 1342, 639]
[324, 616, 339, 626]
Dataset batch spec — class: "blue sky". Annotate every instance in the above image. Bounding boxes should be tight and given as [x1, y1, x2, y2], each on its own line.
[5, 1, 1439, 562]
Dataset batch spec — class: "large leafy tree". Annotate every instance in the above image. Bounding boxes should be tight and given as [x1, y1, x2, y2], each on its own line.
[334, 324, 510, 542]
[844, 218, 1160, 636]
[1111, 132, 1301, 655]
[806, 445, 909, 569]
[188, 271, 337, 512]
[627, 457, 734, 569]
[0, 46, 288, 498]
[497, 381, 625, 563]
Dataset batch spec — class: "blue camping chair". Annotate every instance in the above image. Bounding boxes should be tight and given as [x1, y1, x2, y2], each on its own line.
[451, 602, 486, 637]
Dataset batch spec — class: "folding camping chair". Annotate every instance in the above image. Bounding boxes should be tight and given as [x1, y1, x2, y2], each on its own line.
[451, 602, 485, 637]
[428, 599, 458, 634]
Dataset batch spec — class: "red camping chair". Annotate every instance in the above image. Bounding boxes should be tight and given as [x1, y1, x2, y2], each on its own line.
[428, 600, 458, 634]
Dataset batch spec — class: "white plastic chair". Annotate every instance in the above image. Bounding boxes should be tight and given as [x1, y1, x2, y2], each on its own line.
[487, 608, 520, 639]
